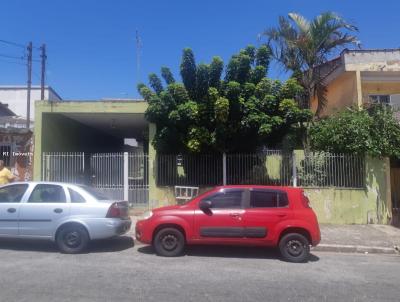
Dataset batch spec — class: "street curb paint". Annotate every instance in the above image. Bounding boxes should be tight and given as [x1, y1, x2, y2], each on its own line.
[313, 244, 398, 255]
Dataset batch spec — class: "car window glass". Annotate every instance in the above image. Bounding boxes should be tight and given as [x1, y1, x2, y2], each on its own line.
[68, 188, 86, 203]
[28, 184, 66, 203]
[251, 191, 277, 208]
[0, 184, 29, 203]
[278, 192, 289, 207]
[206, 189, 243, 209]
[250, 190, 289, 208]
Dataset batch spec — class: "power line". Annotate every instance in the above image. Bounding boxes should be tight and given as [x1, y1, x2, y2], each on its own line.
[0, 57, 26, 66]
[32, 70, 41, 81]
[0, 39, 25, 49]
[0, 52, 40, 63]
[0, 53, 24, 60]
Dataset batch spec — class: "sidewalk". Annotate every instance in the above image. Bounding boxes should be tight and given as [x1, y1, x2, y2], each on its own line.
[129, 216, 400, 255]
[313, 224, 400, 255]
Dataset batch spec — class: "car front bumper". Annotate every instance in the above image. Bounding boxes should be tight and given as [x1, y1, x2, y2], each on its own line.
[135, 219, 152, 244]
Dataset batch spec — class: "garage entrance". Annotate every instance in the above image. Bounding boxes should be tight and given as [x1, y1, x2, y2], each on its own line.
[34, 100, 150, 207]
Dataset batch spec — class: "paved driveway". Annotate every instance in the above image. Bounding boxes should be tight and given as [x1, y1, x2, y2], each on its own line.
[0, 237, 399, 302]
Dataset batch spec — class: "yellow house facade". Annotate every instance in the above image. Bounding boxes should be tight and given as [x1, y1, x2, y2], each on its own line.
[311, 49, 400, 116]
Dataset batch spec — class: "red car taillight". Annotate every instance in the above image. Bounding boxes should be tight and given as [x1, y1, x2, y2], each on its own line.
[301, 192, 311, 208]
[106, 202, 128, 218]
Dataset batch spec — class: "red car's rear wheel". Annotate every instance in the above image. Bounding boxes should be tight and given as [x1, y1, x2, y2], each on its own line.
[279, 233, 310, 263]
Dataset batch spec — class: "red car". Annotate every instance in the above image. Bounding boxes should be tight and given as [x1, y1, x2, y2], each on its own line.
[136, 185, 321, 262]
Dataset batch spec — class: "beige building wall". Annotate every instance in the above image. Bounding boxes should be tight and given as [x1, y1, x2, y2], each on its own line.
[311, 71, 359, 116]
[362, 82, 400, 99]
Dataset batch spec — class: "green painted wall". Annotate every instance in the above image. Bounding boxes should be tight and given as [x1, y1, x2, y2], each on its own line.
[306, 157, 391, 224]
[147, 138, 392, 224]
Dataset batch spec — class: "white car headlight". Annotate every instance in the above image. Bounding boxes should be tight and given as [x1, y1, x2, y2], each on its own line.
[141, 210, 153, 220]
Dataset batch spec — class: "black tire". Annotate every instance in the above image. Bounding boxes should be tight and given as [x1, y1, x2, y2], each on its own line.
[153, 227, 185, 257]
[56, 224, 90, 254]
[279, 233, 310, 263]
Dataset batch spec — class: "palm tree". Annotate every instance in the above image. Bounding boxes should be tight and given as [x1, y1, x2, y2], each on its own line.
[262, 12, 360, 117]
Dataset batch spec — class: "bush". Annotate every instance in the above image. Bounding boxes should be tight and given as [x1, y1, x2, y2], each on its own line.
[310, 106, 400, 158]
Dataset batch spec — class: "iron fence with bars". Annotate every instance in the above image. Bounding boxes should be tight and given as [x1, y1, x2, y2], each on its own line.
[156, 152, 366, 189]
[42, 152, 85, 183]
[226, 151, 293, 186]
[42, 152, 149, 207]
[157, 154, 223, 186]
[295, 153, 365, 188]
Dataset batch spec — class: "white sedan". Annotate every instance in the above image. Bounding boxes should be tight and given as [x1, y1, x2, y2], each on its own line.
[0, 182, 131, 253]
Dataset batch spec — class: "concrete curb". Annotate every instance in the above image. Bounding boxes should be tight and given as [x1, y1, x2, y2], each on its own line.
[130, 237, 399, 255]
[313, 244, 399, 255]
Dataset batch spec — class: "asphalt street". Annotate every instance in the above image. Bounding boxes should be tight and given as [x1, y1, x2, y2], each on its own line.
[0, 237, 399, 302]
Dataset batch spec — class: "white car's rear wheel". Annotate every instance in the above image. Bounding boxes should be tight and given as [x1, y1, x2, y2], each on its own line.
[56, 224, 89, 254]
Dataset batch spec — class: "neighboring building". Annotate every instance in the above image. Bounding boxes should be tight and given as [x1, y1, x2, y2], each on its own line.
[310, 49, 400, 225]
[0, 85, 62, 121]
[0, 103, 33, 180]
[311, 49, 400, 116]
[0, 85, 61, 180]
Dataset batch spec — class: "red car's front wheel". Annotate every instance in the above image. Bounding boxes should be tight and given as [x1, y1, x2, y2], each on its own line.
[153, 227, 185, 257]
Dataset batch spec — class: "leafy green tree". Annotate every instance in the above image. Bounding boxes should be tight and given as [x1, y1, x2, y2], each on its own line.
[262, 12, 359, 117]
[309, 106, 400, 157]
[138, 46, 312, 154]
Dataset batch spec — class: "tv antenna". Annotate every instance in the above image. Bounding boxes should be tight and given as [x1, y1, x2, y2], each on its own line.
[135, 29, 143, 84]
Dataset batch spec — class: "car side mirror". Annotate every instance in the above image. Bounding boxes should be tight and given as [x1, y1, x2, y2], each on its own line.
[199, 200, 212, 211]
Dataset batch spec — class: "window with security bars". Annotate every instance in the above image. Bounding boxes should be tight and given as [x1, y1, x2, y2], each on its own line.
[369, 95, 390, 105]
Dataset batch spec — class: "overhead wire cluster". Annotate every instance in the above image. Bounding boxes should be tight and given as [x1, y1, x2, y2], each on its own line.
[0, 39, 42, 66]
[0, 39, 47, 128]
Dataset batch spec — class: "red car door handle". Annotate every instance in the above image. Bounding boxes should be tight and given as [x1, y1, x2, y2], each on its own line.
[277, 214, 287, 218]
[229, 213, 241, 217]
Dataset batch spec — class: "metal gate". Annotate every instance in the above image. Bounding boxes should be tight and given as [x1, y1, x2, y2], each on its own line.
[42, 152, 149, 207]
[90, 152, 149, 206]
[42, 152, 85, 183]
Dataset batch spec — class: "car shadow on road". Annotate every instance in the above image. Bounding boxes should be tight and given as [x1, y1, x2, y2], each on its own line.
[0, 236, 135, 254]
[0, 239, 58, 253]
[89, 236, 135, 253]
[137, 244, 320, 263]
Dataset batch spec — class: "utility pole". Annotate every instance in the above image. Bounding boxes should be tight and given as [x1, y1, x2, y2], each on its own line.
[40, 44, 46, 100]
[26, 41, 32, 129]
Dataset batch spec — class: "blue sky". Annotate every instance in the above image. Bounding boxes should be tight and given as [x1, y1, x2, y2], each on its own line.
[1, 0, 400, 100]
